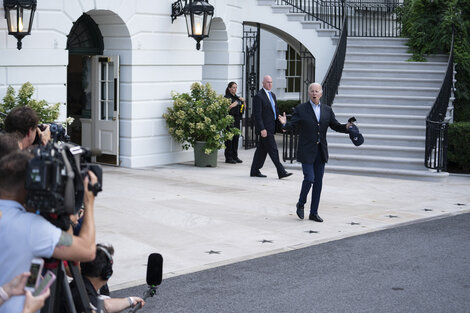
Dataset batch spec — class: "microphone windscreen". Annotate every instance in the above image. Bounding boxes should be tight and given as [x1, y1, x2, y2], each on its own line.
[146, 253, 163, 286]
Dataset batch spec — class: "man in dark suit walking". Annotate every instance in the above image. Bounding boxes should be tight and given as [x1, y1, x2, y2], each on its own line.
[250, 75, 292, 179]
[279, 82, 351, 222]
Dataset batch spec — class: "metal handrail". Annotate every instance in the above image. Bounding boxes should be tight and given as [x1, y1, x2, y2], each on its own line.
[321, 13, 348, 106]
[277, 0, 403, 37]
[424, 29, 455, 172]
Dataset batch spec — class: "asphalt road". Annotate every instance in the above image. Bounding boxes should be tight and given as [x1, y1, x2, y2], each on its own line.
[112, 213, 470, 313]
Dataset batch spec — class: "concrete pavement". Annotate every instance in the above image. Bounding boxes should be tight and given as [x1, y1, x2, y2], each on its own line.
[93, 148, 470, 291]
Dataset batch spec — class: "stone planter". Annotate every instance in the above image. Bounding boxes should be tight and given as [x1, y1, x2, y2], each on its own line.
[193, 141, 217, 167]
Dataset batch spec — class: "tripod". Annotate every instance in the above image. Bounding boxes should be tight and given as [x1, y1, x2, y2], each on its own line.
[40, 258, 93, 313]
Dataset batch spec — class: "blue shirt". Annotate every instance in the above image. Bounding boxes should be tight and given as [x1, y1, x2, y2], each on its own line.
[310, 100, 321, 121]
[0, 200, 61, 313]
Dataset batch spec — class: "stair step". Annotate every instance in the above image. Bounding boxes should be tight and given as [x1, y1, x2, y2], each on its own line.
[286, 12, 306, 21]
[338, 85, 439, 97]
[324, 165, 448, 181]
[329, 143, 424, 158]
[271, 4, 292, 14]
[301, 20, 322, 29]
[328, 132, 425, 147]
[347, 44, 409, 54]
[344, 60, 447, 71]
[332, 103, 430, 116]
[342, 68, 446, 80]
[340, 77, 442, 88]
[328, 154, 425, 170]
[334, 94, 435, 106]
[317, 29, 338, 37]
[257, 0, 275, 5]
[347, 37, 409, 46]
[334, 113, 425, 126]
[343, 123, 426, 136]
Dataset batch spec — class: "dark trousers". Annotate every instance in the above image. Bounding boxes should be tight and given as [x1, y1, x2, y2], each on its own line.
[250, 134, 286, 176]
[225, 117, 241, 160]
[299, 151, 325, 214]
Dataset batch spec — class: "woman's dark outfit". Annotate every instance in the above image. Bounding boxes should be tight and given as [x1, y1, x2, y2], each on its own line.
[224, 93, 243, 163]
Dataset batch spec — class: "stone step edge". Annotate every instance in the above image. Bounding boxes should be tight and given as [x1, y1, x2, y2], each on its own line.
[333, 103, 431, 110]
[334, 113, 426, 120]
[329, 153, 422, 164]
[335, 94, 434, 100]
[328, 133, 424, 141]
[339, 85, 439, 92]
[323, 165, 449, 179]
[282, 163, 448, 180]
[345, 60, 447, 65]
[341, 76, 442, 83]
[329, 143, 423, 152]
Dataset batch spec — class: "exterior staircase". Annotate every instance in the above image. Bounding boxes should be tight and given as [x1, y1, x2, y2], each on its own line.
[326, 37, 450, 179]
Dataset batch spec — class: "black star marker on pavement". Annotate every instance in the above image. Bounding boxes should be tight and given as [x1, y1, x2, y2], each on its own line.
[455, 203, 466, 206]
[387, 215, 399, 218]
[205, 250, 221, 254]
[305, 230, 319, 234]
[349, 222, 360, 225]
[424, 208, 433, 211]
[259, 240, 273, 243]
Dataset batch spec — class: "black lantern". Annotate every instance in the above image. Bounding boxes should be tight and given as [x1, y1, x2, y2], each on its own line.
[3, 0, 37, 50]
[171, 0, 214, 50]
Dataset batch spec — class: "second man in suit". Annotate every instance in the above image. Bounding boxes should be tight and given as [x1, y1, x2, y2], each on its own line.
[250, 75, 292, 179]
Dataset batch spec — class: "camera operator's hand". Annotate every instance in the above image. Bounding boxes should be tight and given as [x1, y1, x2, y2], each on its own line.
[84, 170, 98, 205]
[22, 289, 50, 313]
[37, 124, 51, 146]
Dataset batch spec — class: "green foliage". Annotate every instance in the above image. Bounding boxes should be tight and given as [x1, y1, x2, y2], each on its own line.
[447, 121, 470, 172]
[0, 82, 60, 125]
[399, 0, 470, 122]
[277, 100, 300, 115]
[163, 82, 240, 154]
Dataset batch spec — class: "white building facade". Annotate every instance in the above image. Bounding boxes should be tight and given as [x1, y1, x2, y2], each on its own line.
[0, 0, 336, 168]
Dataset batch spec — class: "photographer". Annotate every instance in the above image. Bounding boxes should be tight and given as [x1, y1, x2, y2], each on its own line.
[4, 106, 51, 149]
[68, 244, 145, 313]
[0, 150, 98, 313]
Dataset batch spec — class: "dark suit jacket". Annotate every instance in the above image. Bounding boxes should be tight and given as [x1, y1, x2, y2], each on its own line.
[284, 101, 348, 163]
[253, 89, 279, 135]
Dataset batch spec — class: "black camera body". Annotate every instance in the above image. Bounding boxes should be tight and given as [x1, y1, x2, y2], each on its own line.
[25, 136, 102, 230]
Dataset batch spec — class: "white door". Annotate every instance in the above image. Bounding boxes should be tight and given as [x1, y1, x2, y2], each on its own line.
[92, 55, 120, 165]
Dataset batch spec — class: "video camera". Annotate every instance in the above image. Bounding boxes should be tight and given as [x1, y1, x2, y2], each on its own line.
[25, 124, 102, 230]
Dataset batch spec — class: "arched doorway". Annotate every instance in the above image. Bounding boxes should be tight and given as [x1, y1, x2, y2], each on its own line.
[66, 11, 130, 166]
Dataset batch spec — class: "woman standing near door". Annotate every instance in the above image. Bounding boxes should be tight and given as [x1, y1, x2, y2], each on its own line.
[224, 82, 245, 164]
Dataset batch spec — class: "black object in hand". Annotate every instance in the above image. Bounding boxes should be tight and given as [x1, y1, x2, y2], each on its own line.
[348, 116, 357, 123]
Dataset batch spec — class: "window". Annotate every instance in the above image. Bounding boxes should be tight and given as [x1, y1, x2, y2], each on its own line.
[285, 45, 301, 93]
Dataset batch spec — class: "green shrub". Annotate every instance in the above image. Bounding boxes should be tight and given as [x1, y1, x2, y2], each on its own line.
[277, 99, 300, 115]
[398, 0, 470, 122]
[0, 82, 60, 125]
[163, 82, 240, 154]
[447, 121, 470, 173]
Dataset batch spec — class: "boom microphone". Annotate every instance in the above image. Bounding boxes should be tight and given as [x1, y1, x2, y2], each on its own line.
[146, 253, 163, 286]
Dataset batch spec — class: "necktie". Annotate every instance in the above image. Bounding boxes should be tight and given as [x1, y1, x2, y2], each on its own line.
[268, 91, 276, 120]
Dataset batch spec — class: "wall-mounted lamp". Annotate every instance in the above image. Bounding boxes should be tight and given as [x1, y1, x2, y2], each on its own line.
[171, 0, 214, 50]
[3, 0, 37, 50]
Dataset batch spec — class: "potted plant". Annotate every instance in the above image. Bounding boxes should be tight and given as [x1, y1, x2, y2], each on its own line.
[163, 82, 240, 167]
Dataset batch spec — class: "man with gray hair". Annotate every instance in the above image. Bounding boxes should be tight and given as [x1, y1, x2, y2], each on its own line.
[279, 82, 351, 222]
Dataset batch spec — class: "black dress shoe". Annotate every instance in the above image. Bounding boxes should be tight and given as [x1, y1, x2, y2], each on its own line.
[250, 172, 267, 178]
[309, 214, 323, 222]
[225, 158, 237, 164]
[278, 172, 293, 179]
[296, 202, 304, 220]
[234, 157, 243, 163]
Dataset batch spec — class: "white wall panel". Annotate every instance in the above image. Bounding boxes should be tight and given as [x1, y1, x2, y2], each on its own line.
[36, 11, 73, 36]
[7, 67, 66, 85]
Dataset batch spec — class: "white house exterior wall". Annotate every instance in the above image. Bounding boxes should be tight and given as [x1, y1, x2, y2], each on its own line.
[0, 0, 332, 168]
